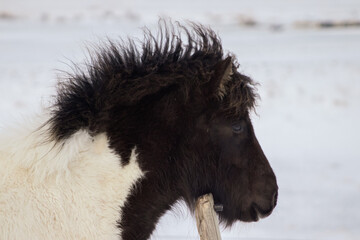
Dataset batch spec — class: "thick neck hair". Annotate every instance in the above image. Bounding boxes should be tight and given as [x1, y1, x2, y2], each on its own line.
[48, 21, 258, 239]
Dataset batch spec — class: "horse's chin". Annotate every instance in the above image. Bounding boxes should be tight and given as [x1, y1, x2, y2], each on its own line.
[216, 207, 258, 226]
[254, 203, 275, 219]
[215, 199, 277, 226]
[236, 204, 275, 222]
[237, 207, 260, 222]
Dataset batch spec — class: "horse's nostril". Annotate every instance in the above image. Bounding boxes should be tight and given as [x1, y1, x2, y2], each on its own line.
[272, 191, 278, 208]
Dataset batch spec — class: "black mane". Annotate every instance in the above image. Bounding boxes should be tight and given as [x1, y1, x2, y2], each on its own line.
[49, 21, 257, 140]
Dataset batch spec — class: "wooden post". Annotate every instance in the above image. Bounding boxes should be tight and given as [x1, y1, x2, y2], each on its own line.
[195, 193, 222, 240]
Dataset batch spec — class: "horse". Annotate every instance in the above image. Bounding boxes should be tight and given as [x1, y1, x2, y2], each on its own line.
[0, 22, 278, 240]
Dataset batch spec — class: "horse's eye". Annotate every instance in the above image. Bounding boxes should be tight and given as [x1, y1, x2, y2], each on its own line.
[232, 123, 244, 134]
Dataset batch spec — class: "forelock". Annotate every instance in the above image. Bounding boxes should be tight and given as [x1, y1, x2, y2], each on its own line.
[220, 69, 258, 117]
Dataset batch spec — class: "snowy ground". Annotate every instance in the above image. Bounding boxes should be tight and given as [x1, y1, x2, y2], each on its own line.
[1, 1, 360, 239]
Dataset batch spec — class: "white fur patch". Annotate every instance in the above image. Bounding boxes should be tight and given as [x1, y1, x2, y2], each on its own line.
[0, 115, 143, 239]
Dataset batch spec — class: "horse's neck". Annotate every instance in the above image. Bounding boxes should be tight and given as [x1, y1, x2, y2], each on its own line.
[118, 152, 183, 240]
[119, 174, 180, 240]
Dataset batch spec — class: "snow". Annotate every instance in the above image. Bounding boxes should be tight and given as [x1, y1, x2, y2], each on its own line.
[1, 0, 360, 239]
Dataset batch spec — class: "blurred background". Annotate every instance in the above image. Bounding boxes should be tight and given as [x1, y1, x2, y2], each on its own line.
[1, 0, 360, 239]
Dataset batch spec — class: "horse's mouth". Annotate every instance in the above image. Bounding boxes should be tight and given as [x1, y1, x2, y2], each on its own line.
[252, 203, 275, 221]
[249, 192, 278, 221]
[214, 197, 276, 223]
[238, 204, 274, 222]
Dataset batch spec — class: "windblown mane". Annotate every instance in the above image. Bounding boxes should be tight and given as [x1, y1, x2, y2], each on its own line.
[49, 21, 257, 140]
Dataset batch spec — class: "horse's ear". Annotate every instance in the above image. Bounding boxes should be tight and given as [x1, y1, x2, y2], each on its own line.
[208, 56, 233, 99]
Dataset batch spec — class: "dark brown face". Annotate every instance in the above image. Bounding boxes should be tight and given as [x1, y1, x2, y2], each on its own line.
[208, 114, 278, 224]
